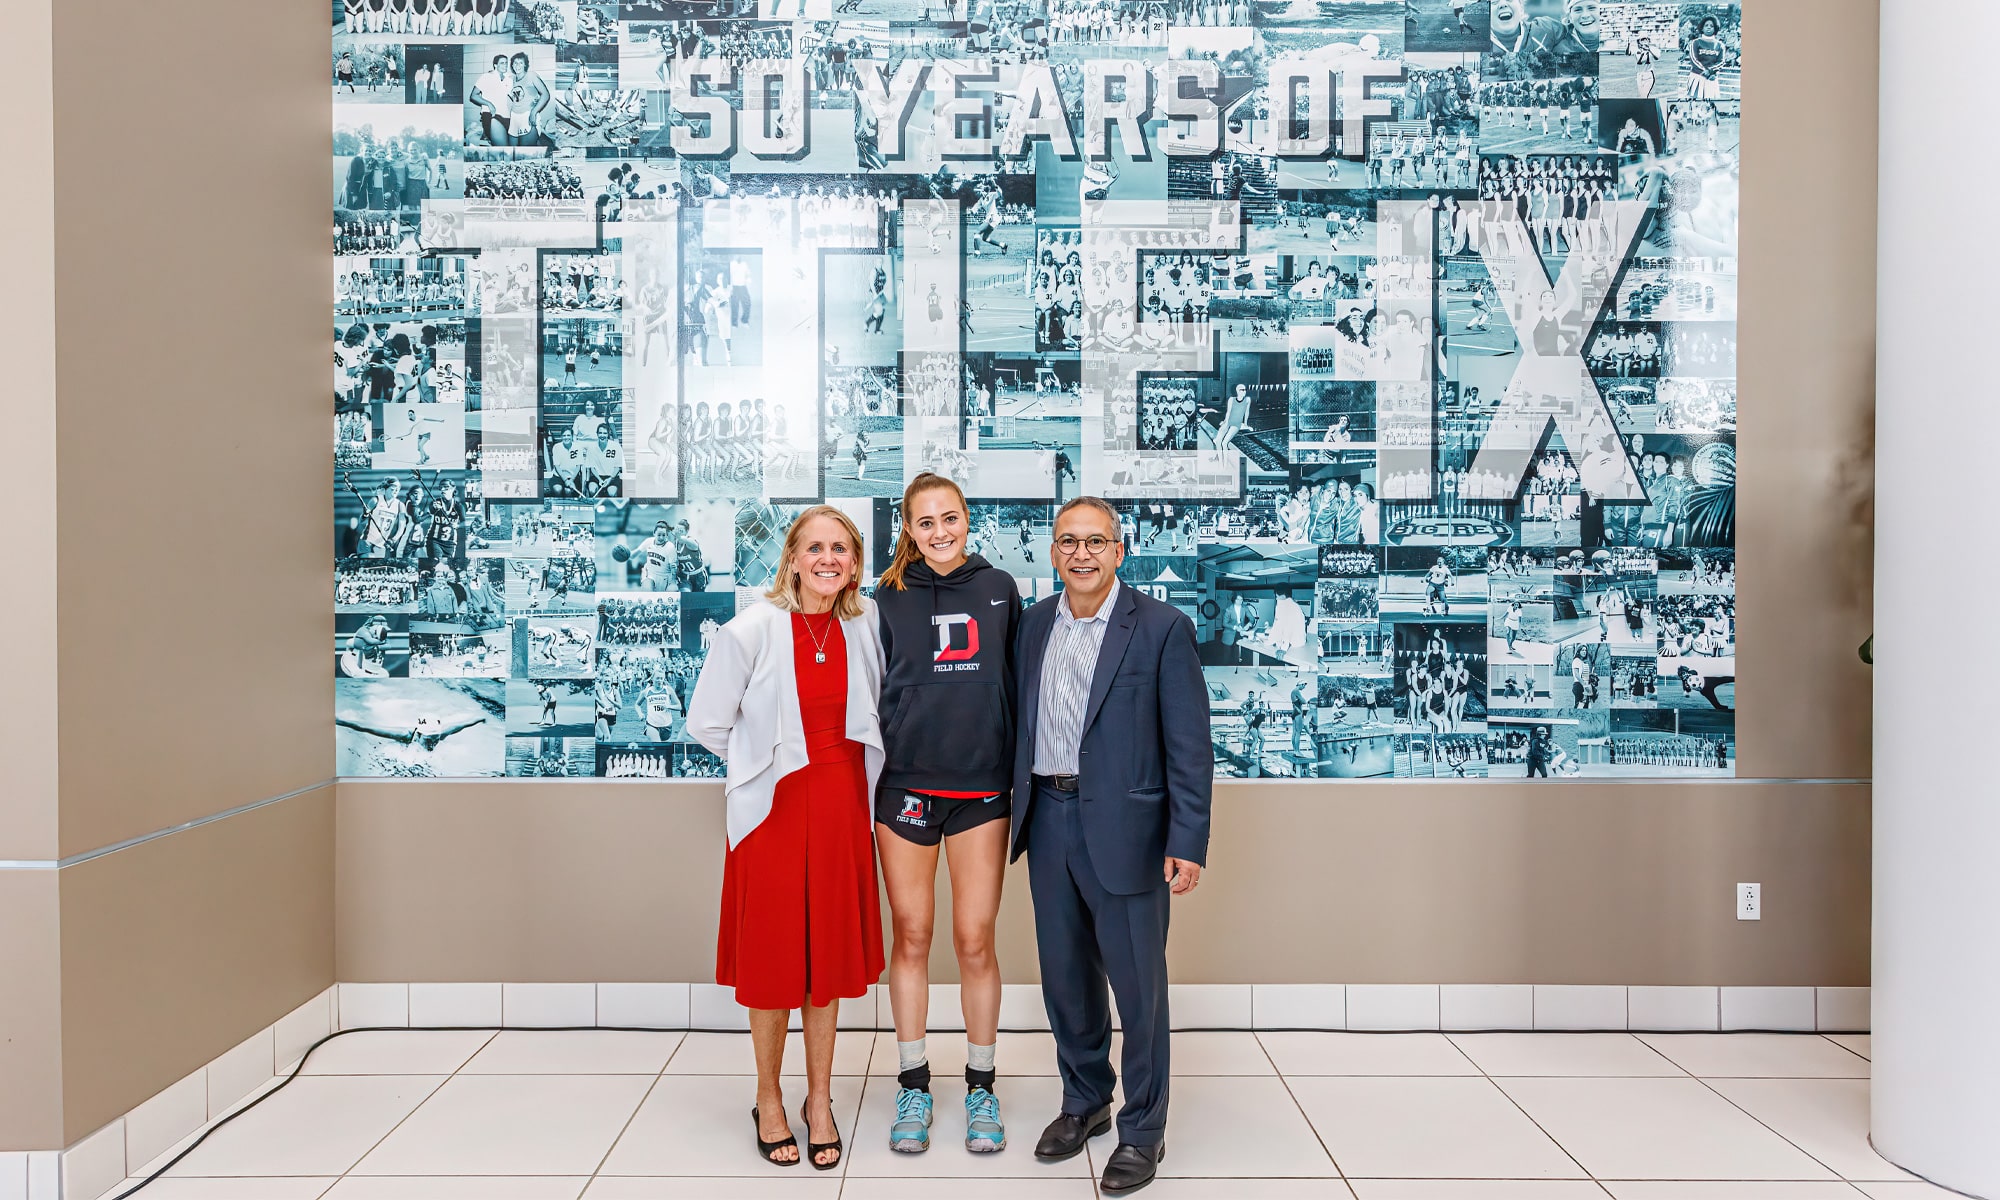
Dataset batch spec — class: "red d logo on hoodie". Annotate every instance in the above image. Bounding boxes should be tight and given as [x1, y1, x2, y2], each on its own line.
[932, 613, 980, 662]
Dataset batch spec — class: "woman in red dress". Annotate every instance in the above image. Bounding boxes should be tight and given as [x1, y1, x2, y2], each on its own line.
[686, 505, 885, 1169]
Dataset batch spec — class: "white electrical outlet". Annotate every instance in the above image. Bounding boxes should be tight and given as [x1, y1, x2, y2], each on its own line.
[1737, 882, 1761, 920]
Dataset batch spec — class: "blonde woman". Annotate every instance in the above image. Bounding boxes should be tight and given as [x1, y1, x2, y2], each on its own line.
[687, 506, 885, 1170]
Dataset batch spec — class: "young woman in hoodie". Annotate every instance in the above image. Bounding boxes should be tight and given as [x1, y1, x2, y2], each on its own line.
[873, 472, 1023, 1155]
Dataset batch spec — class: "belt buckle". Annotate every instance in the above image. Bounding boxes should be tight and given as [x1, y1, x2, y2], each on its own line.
[1053, 773, 1079, 791]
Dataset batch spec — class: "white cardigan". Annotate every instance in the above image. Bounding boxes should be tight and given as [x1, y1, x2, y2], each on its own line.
[684, 597, 885, 849]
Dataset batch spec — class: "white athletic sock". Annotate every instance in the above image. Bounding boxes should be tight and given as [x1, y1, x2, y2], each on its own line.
[966, 1041, 997, 1074]
[897, 1038, 928, 1073]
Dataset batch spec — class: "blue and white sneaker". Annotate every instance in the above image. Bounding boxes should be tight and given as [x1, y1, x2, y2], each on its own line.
[964, 1086, 1006, 1152]
[890, 1087, 933, 1153]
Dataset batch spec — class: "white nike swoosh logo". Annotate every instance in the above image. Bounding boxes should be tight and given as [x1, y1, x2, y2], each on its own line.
[990, 599, 1006, 605]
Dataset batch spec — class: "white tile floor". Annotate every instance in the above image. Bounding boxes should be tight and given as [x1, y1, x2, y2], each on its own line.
[107, 1029, 1972, 1200]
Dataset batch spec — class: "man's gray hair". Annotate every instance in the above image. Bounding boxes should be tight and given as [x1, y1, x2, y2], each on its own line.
[1055, 495, 1120, 528]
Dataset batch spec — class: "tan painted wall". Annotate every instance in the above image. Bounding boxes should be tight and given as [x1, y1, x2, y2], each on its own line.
[337, 0, 1880, 990]
[1179, 783, 1870, 986]
[0, 0, 334, 1154]
[0, 0, 61, 863]
[338, 783, 723, 981]
[0, 0, 67, 1153]
[59, 789, 335, 1144]
[0, 873, 64, 1152]
[1731, 0, 1878, 781]
[50, 0, 334, 857]
[337, 781, 1870, 987]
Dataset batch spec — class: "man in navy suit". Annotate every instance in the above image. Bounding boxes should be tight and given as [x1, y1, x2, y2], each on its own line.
[1010, 495, 1213, 1194]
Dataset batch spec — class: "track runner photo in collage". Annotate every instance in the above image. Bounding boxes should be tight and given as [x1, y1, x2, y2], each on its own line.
[332, 0, 1741, 778]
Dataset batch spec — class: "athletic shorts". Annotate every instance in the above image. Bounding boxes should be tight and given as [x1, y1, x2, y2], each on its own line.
[875, 789, 1010, 847]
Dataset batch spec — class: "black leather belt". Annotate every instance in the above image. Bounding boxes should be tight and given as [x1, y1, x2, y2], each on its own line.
[1034, 773, 1081, 792]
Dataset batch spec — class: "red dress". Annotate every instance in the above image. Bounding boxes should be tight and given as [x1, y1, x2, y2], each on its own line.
[715, 613, 884, 1010]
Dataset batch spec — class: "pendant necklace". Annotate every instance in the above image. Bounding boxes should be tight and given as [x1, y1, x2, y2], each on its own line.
[803, 610, 834, 664]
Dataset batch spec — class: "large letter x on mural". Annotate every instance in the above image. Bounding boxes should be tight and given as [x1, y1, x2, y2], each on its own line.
[1468, 201, 1652, 508]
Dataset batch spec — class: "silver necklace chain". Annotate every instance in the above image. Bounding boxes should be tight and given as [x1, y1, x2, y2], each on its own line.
[802, 610, 835, 663]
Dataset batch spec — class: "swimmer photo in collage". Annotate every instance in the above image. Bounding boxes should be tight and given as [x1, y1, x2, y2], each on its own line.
[338, 678, 505, 777]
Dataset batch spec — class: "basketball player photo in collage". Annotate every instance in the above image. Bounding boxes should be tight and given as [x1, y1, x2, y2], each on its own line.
[331, 0, 1742, 780]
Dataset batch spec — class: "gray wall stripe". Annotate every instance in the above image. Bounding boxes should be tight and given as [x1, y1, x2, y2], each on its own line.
[0, 779, 333, 871]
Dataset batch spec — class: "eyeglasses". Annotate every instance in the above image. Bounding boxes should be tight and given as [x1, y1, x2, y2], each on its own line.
[1055, 535, 1116, 556]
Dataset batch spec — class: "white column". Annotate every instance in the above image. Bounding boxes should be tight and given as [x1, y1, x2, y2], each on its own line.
[1873, 2, 2000, 1195]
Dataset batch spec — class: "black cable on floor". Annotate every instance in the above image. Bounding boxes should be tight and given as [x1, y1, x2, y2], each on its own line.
[108, 1022, 1852, 1198]
[113, 1023, 673, 1200]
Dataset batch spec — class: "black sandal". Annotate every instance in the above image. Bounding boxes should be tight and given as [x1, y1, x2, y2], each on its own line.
[801, 1099, 842, 1170]
[752, 1106, 799, 1167]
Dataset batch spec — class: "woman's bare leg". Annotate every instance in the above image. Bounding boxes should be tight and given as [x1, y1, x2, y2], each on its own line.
[801, 1000, 840, 1165]
[749, 1008, 796, 1162]
[944, 817, 1007, 1047]
[877, 826, 940, 1043]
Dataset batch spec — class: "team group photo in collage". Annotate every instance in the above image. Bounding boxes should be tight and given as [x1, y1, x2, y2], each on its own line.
[332, 0, 1741, 780]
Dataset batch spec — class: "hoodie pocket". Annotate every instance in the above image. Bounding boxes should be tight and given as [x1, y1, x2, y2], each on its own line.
[885, 681, 1010, 777]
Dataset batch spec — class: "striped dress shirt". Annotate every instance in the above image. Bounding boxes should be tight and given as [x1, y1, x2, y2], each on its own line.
[1032, 578, 1121, 777]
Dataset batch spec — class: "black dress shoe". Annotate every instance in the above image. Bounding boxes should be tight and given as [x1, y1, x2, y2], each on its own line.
[1100, 1141, 1164, 1193]
[1033, 1105, 1112, 1161]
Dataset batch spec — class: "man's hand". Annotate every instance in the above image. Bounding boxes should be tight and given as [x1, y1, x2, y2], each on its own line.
[1165, 857, 1202, 895]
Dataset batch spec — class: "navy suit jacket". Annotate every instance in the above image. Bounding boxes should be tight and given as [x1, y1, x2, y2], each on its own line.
[1009, 582, 1214, 896]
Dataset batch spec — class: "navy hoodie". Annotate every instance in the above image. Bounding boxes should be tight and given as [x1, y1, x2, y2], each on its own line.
[875, 553, 1023, 796]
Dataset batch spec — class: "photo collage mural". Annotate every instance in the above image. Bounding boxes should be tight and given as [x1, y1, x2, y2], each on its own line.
[332, 0, 1741, 780]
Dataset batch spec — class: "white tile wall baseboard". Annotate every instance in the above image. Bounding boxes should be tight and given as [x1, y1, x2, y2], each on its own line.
[41, 986, 336, 1200]
[324, 982, 1837, 1037]
[39, 980, 1869, 1198]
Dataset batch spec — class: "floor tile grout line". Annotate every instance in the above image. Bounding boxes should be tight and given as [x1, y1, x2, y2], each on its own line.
[327, 1026, 499, 1185]
[1622, 1029, 1699, 1078]
[1819, 1032, 1873, 1064]
[1431, 1029, 1488, 1074]
[162, 1029, 487, 1187]
[151, 1029, 1887, 1195]
[321, 1068, 459, 1188]
[1588, 1178, 1883, 1196]
[598, 1027, 685, 1192]
[657, 1027, 692, 1073]
[1252, 1030, 1354, 1188]
[846, 1062, 879, 1189]
[1684, 1066, 1876, 1186]
[582, 1056, 672, 1193]
[1448, 1030, 1605, 1186]
[833, 1071, 853, 1200]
